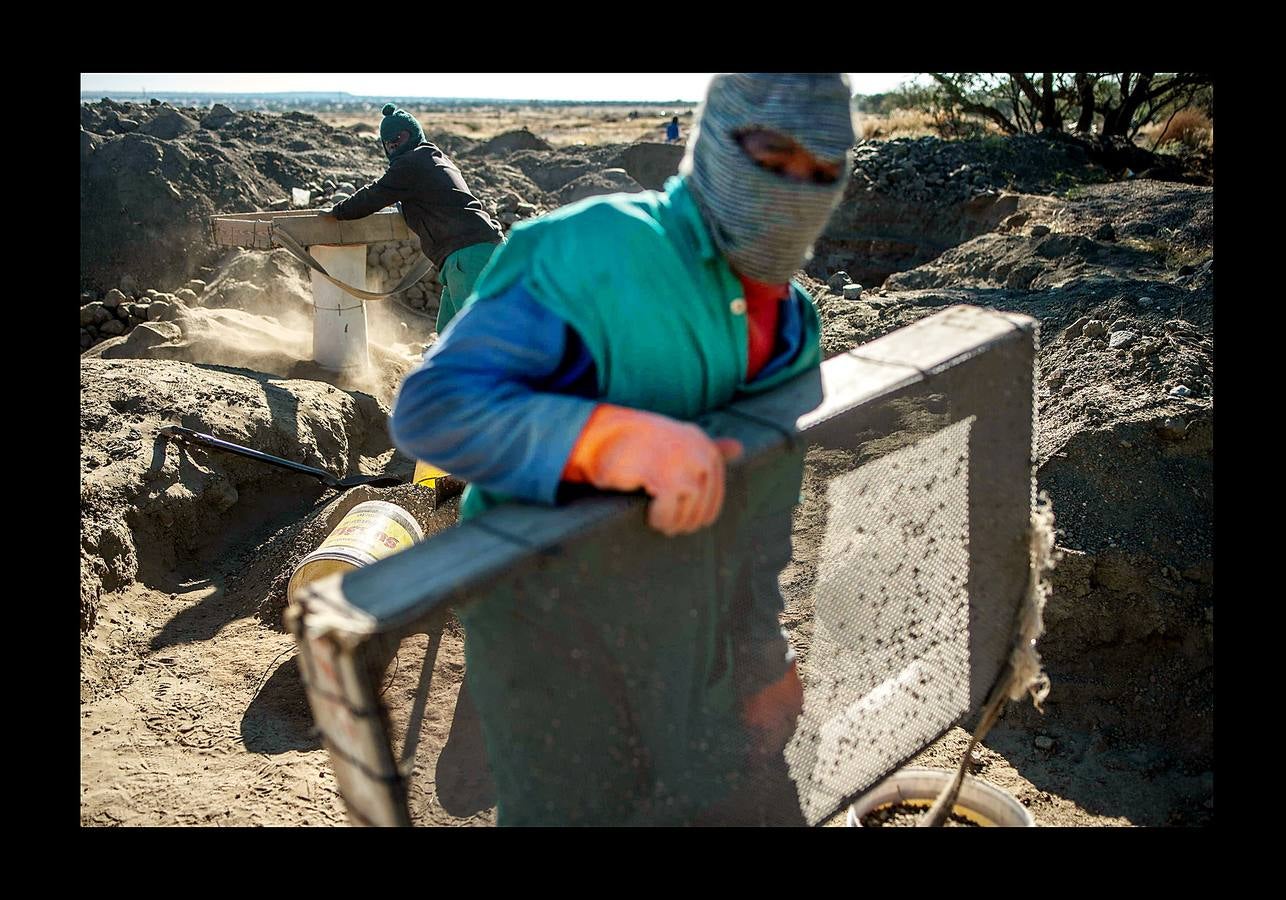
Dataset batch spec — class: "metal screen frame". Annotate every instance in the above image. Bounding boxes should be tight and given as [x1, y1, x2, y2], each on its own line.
[286, 304, 1038, 826]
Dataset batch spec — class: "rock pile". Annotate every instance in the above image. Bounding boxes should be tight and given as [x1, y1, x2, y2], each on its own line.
[80, 283, 207, 351]
[848, 134, 1111, 206]
[366, 237, 438, 310]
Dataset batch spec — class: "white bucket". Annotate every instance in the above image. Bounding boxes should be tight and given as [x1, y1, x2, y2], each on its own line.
[846, 766, 1035, 827]
[311, 243, 369, 372]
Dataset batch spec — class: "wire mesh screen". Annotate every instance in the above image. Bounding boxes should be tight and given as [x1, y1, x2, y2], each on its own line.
[786, 414, 975, 823]
[288, 304, 1037, 826]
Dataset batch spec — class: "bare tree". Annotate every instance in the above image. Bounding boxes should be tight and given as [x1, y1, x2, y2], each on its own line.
[920, 73, 1212, 141]
[1073, 73, 1100, 134]
[1009, 73, 1065, 133]
[1096, 73, 1212, 139]
[927, 73, 1021, 134]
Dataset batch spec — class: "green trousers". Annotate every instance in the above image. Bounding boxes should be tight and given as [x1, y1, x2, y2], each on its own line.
[436, 241, 501, 333]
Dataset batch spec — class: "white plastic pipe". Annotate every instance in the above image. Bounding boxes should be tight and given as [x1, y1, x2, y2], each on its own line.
[311, 244, 370, 372]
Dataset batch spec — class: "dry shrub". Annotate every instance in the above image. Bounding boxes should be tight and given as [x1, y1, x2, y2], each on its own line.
[859, 109, 940, 140]
[1145, 108, 1213, 150]
[860, 109, 1008, 142]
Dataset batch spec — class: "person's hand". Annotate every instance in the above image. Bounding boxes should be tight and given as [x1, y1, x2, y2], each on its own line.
[563, 404, 742, 537]
[741, 661, 804, 755]
[317, 207, 338, 219]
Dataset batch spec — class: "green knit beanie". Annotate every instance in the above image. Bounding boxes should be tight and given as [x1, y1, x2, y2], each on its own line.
[380, 103, 424, 158]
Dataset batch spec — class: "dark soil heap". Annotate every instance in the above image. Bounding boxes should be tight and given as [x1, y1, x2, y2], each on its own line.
[804, 172, 1213, 773]
[81, 101, 385, 293]
[80, 98, 687, 300]
[813, 134, 1210, 288]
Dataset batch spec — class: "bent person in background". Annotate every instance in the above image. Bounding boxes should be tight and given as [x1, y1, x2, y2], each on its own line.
[325, 103, 504, 333]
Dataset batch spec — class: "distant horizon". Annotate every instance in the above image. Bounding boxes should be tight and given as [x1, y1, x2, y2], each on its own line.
[78, 90, 706, 105]
[80, 73, 923, 103]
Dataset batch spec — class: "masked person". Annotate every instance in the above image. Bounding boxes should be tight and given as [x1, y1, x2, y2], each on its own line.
[325, 103, 505, 333]
[390, 74, 854, 825]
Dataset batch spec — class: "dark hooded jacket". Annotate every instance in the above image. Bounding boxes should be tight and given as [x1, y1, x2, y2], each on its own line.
[331, 141, 503, 268]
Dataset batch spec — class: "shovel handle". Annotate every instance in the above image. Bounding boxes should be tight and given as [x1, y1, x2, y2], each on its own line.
[160, 425, 339, 486]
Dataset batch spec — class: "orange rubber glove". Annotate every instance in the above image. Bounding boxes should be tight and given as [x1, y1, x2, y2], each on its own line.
[562, 404, 743, 537]
[741, 661, 804, 755]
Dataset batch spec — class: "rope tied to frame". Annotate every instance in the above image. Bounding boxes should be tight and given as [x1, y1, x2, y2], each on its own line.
[917, 495, 1058, 826]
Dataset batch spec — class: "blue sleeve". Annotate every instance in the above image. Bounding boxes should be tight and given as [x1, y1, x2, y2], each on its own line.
[389, 282, 598, 505]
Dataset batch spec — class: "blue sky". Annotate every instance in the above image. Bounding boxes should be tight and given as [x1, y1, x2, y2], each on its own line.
[80, 73, 922, 102]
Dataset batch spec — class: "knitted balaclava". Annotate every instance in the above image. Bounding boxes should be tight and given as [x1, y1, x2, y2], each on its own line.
[380, 103, 425, 160]
[681, 73, 854, 283]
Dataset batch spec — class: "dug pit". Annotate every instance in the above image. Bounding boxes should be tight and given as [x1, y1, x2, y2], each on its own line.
[80, 107, 1212, 826]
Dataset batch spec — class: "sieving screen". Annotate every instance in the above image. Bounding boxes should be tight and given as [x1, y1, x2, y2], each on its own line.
[291, 304, 1037, 826]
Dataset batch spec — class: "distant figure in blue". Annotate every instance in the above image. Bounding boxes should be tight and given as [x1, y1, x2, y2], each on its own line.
[666, 115, 681, 143]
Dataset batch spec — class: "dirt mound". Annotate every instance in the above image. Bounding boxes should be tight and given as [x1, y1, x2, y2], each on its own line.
[615, 142, 685, 190]
[80, 100, 388, 294]
[850, 134, 1111, 204]
[881, 181, 1212, 307]
[463, 161, 551, 216]
[806, 177, 1213, 768]
[1049, 180, 1213, 254]
[556, 168, 644, 205]
[232, 483, 461, 625]
[503, 149, 599, 193]
[424, 130, 480, 158]
[816, 136, 1210, 288]
[80, 131, 257, 292]
[811, 133, 1161, 287]
[884, 224, 1187, 296]
[497, 142, 682, 195]
[80, 357, 398, 632]
[474, 128, 553, 155]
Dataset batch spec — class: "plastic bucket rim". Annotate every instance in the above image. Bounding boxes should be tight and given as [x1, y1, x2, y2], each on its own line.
[845, 766, 1035, 827]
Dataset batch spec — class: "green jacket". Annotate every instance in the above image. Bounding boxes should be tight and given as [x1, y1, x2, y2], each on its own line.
[457, 175, 821, 825]
[459, 175, 820, 520]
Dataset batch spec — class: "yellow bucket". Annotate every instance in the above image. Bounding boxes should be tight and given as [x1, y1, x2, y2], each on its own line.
[286, 500, 425, 605]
